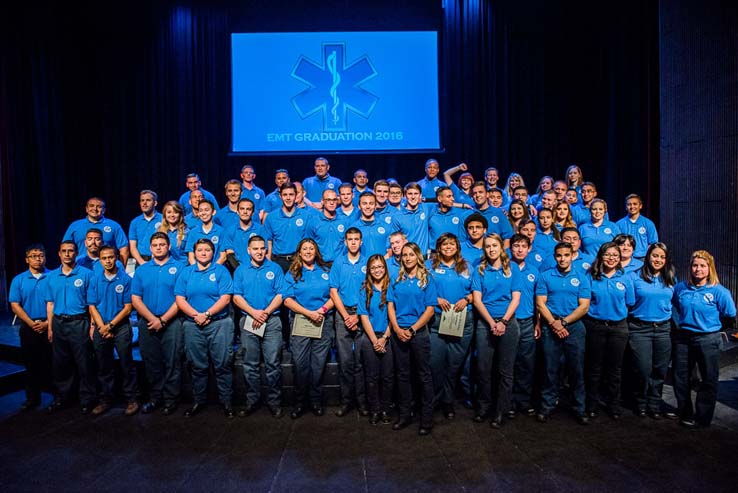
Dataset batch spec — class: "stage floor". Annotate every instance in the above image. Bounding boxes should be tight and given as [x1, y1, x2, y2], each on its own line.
[2, 368, 738, 493]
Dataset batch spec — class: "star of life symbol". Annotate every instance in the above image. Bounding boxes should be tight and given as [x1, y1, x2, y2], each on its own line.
[291, 43, 379, 132]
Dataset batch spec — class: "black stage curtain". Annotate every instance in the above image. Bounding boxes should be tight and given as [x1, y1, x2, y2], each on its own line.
[0, 0, 659, 289]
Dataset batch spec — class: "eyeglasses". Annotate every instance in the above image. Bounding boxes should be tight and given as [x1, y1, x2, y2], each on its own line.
[369, 266, 385, 271]
[603, 253, 620, 259]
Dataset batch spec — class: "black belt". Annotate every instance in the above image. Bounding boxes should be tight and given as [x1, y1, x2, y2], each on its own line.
[272, 254, 294, 261]
[186, 311, 229, 323]
[141, 255, 152, 261]
[345, 305, 357, 315]
[628, 316, 670, 327]
[586, 315, 626, 326]
[55, 314, 88, 321]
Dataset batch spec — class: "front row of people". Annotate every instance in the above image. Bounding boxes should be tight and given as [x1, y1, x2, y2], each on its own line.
[9, 229, 736, 434]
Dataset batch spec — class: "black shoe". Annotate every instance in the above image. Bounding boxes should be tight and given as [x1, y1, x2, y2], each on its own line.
[369, 413, 381, 425]
[334, 404, 352, 417]
[576, 414, 590, 425]
[418, 426, 432, 436]
[635, 409, 647, 418]
[680, 419, 698, 429]
[647, 410, 662, 420]
[536, 413, 549, 423]
[524, 407, 536, 416]
[270, 407, 284, 419]
[311, 405, 324, 417]
[381, 411, 392, 424]
[609, 411, 622, 421]
[184, 403, 206, 417]
[20, 400, 40, 412]
[161, 404, 178, 416]
[238, 403, 259, 417]
[392, 418, 411, 430]
[586, 410, 599, 419]
[223, 405, 235, 419]
[490, 414, 503, 429]
[80, 405, 92, 415]
[443, 404, 456, 419]
[290, 406, 305, 419]
[505, 410, 516, 420]
[358, 406, 370, 417]
[664, 412, 679, 420]
[46, 399, 64, 414]
[472, 412, 488, 423]
[141, 401, 159, 414]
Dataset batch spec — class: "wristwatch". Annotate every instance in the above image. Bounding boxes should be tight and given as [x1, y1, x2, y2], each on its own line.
[560, 318, 569, 328]
[408, 327, 416, 336]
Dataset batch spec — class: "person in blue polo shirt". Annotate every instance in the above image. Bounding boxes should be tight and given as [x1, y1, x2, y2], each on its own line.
[417, 159, 446, 202]
[535, 242, 592, 425]
[44, 241, 95, 414]
[508, 233, 541, 417]
[238, 164, 266, 221]
[178, 173, 219, 216]
[175, 238, 234, 418]
[131, 232, 185, 416]
[428, 186, 471, 250]
[233, 235, 285, 419]
[224, 198, 266, 265]
[428, 233, 474, 420]
[303, 157, 342, 205]
[388, 242, 437, 436]
[614, 234, 643, 274]
[391, 182, 436, 254]
[627, 242, 677, 419]
[75, 228, 103, 271]
[158, 201, 189, 263]
[216, 180, 244, 232]
[534, 208, 560, 256]
[129, 190, 162, 266]
[88, 245, 138, 416]
[386, 231, 408, 279]
[9, 244, 51, 412]
[443, 162, 475, 207]
[672, 250, 737, 428]
[264, 183, 309, 268]
[358, 254, 395, 425]
[330, 227, 368, 417]
[306, 189, 349, 263]
[263, 169, 290, 214]
[579, 199, 621, 257]
[615, 194, 658, 259]
[583, 242, 634, 420]
[183, 190, 204, 230]
[460, 212, 487, 270]
[352, 192, 393, 258]
[338, 183, 359, 222]
[63, 196, 129, 264]
[184, 199, 229, 266]
[470, 182, 513, 246]
[283, 238, 335, 419]
[539, 227, 594, 273]
[471, 234, 523, 429]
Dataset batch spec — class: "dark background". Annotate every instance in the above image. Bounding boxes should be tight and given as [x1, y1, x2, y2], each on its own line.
[2, 0, 733, 299]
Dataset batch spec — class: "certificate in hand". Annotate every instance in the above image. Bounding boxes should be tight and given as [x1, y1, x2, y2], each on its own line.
[438, 309, 466, 337]
[292, 313, 324, 339]
[242, 315, 266, 338]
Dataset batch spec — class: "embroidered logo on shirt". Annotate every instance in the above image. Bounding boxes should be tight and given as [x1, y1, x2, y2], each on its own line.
[583, 262, 591, 270]
[571, 278, 580, 287]
[361, 266, 367, 274]
[337, 224, 345, 233]
[604, 228, 612, 234]
[209, 273, 217, 282]
[328, 183, 335, 189]
[703, 293, 715, 303]
[255, 193, 261, 199]
[74, 278, 84, 287]
[104, 226, 112, 233]
[211, 236, 219, 244]
[168, 267, 178, 275]
[435, 268, 445, 274]
[322, 273, 329, 280]
[535, 254, 542, 262]
[384, 216, 392, 224]
[491, 216, 499, 223]
[115, 284, 124, 293]
[638, 227, 646, 234]
[296, 218, 304, 227]
[266, 271, 275, 280]
[527, 273, 536, 282]
[155, 222, 162, 229]
[452, 217, 460, 224]
[420, 212, 426, 220]
[616, 282, 625, 291]
[378, 227, 386, 234]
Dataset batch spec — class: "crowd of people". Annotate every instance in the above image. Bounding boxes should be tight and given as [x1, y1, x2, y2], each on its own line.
[8, 157, 737, 435]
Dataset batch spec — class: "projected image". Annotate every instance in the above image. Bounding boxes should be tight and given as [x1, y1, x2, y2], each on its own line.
[231, 31, 440, 154]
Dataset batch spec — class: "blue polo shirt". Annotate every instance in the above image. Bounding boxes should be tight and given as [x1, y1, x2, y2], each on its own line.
[525, 248, 546, 271]
[428, 208, 470, 249]
[44, 265, 93, 316]
[476, 206, 513, 239]
[307, 213, 351, 263]
[131, 257, 184, 316]
[9, 269, 50, 320]
[449, 183, 475, 207]
[533, 230, 558, 256]
[184, 213, 201, 230]
[388, 275, 437, 327]
[263, 189, 282, 213]
[264, 207, 309, 256]
[337, 206, 359, 224]
[391, 204, 435, 253]
[535, 267, 591, 317]
[673, 282, 737, 334]
[514, 262, 539, 319]
[178, 188, 219, 215]
[329, 254, 367, 308]
[184, 222, 230, 258]
[471, 264, 524, 319]
[233, 259, 284, 314]
[615, 215, 658, 258]
[461, 240, 484, 270]
[88, 269, 132, 323]
[283, 266, 332, 311]
[387, 256, 402, 280]
[540, 252, 594, 273]
[63, 216, 128, 256]
[358, 285, 390, 335]
[352, 217, 392, 257]
[240, 184, 266, 214]
[417, 177, 446, 201]
[587, 271, 634, 321]
[215, 206, 241, 231]
[129, 212, 163, 257]
[225, 221, 267, 264]
[174, 263, 233, 315]
[579, 221, 621, 257]
[627, 272, 675, 322]
[622, 258, 644, 274]
[166, 228, 190, 263]
[428, 261, 473, 313]
[302, 174, 342, 203]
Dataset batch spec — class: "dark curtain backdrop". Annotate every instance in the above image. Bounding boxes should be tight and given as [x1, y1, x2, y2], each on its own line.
[0, 0, 658, 293]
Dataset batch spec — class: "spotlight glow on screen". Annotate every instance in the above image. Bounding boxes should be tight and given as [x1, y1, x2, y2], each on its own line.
[231, 31, 440, 154]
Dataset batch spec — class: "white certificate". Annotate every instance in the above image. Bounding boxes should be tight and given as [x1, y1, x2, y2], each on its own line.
[241, 315, 265, 338]
[292, 313, 324, 339]
[438, 309, 466, 337]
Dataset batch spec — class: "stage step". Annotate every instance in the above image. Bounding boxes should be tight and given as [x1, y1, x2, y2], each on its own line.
[0, 361, 25, 395]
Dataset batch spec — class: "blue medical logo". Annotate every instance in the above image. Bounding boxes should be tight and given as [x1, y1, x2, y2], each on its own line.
[291, 43, 378, 132]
